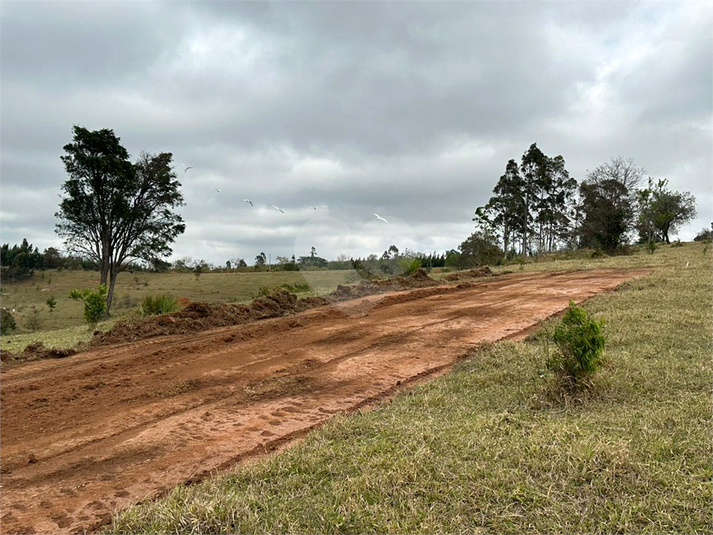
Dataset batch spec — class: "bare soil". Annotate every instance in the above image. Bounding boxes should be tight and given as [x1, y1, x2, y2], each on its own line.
[0, 268, 650, 534]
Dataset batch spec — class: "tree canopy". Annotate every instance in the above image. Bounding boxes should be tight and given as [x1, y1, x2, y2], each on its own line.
[474, 143, 576, 255]
[577, 157, 644, 253]
[56, 126, 185, 313]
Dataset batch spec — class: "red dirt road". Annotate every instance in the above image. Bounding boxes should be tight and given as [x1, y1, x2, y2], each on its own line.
[0, 268, 650, 534]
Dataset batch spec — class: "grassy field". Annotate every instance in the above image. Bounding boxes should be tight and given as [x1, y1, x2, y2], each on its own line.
[106, 241, 712, 534]
[1, 269, 356, 352]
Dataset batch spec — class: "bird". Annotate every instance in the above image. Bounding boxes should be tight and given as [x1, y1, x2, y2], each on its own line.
[242, 199, 253, 207]
[214, 187, 221, 192]
[269, 204, 285, 213]
[312, 206, 325, 210]
[184, 166, 193, 173]
[373, 213, 388, 223]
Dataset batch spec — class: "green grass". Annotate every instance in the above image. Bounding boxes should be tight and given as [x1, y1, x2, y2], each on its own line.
[0, 269, 355, 351]
[107, 241, 712, 534]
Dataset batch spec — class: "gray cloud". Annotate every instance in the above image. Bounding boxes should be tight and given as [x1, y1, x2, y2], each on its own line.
[1, 0, 710, 264]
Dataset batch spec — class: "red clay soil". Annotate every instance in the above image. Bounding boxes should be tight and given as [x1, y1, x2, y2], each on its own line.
[0, 268, 651, 534]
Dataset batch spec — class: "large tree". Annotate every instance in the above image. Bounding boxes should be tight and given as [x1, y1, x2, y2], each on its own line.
[475, 144, 575, 255]
[56, 126, 185, 313]
[577, 157, 644, 252]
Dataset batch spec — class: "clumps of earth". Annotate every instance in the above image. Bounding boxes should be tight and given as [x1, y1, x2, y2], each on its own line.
[4, 267, 495, 361]
[1, 342, 75, 364]
[442, 266, 492, 281]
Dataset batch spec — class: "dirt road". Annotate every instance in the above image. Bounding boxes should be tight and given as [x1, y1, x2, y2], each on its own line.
[0, 268, 650, 534]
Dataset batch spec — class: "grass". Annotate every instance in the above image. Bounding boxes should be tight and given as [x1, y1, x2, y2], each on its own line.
[107, 241, 712, 534]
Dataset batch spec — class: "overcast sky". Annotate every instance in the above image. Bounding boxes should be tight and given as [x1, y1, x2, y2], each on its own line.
[1, 0, 711, 266]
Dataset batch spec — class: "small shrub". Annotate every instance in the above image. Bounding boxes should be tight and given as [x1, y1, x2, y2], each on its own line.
[257, 286, 272, 297]
[645, 240, 657, 254]
[46, 295, 57, 312]
[400, 258, 422, 276]
[24, 310, 42, 333]
[69, 285, 107, 326]
[1, 308, 17, 335]
[545, 301, 606, 388]
[280, 283, 312, 293]
[117, 294, 139, 309]
[140, 294, 180, 316]
[671, 239, 683, 248]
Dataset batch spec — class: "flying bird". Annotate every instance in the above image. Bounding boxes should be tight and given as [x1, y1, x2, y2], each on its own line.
[373, 213, 388, 223]
[214, 187, 221, 193]
[269, 204, 285, 213]
[184, 166, 193, 172]
[312, 206, 325, 210]
[242, 199, 253, 207]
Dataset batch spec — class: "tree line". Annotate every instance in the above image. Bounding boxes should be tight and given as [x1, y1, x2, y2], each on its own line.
[473, 143, 698, 257]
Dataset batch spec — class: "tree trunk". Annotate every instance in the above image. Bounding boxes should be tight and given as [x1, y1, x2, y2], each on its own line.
[106, 271, 119, 316]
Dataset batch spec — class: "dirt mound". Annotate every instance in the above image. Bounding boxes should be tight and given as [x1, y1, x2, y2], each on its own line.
[93, 271, 440, 347]
[1, 342, 76, 365]
[325, 269, 438, 303]
[93, 290, 332, 346]
[443, 266, 493, 281]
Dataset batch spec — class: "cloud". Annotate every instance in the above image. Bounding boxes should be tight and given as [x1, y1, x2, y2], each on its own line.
[1, 0, 710, 262]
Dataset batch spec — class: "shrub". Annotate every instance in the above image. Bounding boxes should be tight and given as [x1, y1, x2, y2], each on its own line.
[24, 310, 42, 332]
[69, 284, 107, 326]
[546, 301, 606, 387]
[140, 294, 180, 316]
[46, 295, 57, 312]
[280, 283, 312, 293]
[257, 286, 272, 297]
[399, 258, 422, 276]
[1, 308, 17, 335]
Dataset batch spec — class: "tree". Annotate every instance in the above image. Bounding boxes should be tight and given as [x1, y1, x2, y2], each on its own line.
[475, 158, 525, 255]
[475, 145, 575, 256]
[637, 179, 696, 244]
[1, 239, 44, 281]
[577, 157, 644, 253]
[458, 231, 503, 267]
[56, 126, 185, 314]
[255, 252, 266, 267]
[42, 247, 62, 270]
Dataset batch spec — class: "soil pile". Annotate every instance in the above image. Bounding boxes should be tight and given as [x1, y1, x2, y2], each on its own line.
[443, 266, 493, 281]
[1, 342, 76, 365]
[93, 290, 329, 346]
[93, 270, 441, 346]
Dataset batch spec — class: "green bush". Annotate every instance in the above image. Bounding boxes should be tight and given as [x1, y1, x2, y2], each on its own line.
[1, 308, 17, 335]
[546, 301, 606, 387]
[399, 258, 422, 276]
[280, 283, 312, 293]
[140, 294, 180, 316]
[69, 284, 107, 326]
[257, 286, 272, 297]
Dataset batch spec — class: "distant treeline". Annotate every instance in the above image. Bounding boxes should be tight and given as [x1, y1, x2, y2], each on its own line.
[1, 240, 99, 282]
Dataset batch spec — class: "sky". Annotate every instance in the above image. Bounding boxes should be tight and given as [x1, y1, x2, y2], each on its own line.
[1, 0, 711, 266]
